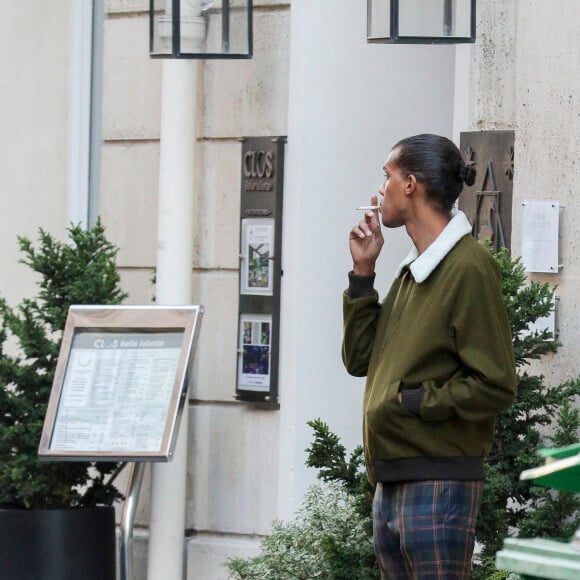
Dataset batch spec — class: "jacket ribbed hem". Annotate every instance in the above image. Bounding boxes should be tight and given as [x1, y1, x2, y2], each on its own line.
[374, 456, 485, 483]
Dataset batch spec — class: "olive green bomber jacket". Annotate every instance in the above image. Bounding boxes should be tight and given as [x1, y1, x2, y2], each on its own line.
[343, 215, 517, 486]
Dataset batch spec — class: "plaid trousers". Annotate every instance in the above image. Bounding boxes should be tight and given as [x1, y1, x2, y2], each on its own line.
[372, 480, 483, 579]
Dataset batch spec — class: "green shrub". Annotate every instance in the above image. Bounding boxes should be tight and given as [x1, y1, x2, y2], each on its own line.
[473, 248, 580, 576]
[225, 418, 378, 579]
[0, 220, 128, 509]
[305, 418, 374, 526]
[226, 480, 377, 580]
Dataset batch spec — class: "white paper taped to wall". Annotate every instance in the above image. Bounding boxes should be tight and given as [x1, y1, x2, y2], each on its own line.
[521, 199, 560, 273]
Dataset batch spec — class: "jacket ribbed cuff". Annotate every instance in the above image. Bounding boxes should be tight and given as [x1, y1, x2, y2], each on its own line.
[347, 271, 376, 298]
[401, 386, 424, 417]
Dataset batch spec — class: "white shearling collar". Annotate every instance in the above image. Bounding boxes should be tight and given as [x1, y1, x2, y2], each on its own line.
[395, 210, 472, 283]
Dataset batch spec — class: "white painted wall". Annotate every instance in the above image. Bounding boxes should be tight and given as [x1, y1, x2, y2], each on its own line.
[0, 2, 71, 303]
[278, 0, 459, 518]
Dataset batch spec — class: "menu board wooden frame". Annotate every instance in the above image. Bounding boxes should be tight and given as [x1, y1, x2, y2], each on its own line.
[38, 305, 202, 462]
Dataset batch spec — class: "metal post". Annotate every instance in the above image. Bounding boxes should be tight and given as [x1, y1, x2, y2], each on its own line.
[147, 2, 204, 577]
[66, 1, 92, 227]
[147, 57, 199, 580]
[119, 463, 146, 580]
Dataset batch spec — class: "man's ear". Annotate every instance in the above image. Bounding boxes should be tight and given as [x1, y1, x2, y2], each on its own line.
[405, 174, 417, 196]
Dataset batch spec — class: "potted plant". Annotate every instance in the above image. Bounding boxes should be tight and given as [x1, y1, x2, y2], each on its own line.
[0, 220, 128, 580]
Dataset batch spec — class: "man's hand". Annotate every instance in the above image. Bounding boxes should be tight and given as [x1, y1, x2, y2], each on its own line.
[349, 195, 384, 275]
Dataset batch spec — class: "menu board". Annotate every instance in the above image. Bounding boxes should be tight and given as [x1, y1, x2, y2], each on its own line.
[38, 306, 202, 462]
[51, 332, 183, 453]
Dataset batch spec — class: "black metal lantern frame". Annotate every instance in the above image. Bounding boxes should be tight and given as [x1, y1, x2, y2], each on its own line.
[367, 0, 476, 44]
[150, 0, 253, 59]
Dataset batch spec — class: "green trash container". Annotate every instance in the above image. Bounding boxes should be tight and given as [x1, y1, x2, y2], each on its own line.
[496, 443, 580, 579]
[496, 536, 580, 579]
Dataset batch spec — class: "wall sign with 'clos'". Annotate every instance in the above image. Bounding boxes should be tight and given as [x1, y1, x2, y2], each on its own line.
[244, 150, 274, 179]
[236, 136, 286, 407]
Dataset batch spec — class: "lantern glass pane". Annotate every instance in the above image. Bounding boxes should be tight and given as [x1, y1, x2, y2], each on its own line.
[399, 0, 472, 38]
[206, 0, 250, 56]
[150, 0, 252, 58]
[151, 0, 174, 56]
[367, 0, 391, 41]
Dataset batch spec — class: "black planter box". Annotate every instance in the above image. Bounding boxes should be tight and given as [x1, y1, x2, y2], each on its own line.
[0, 507, 116, 580]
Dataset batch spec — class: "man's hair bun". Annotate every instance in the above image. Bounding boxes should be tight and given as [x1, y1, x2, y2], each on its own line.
[463, 165, 476, 186]
[459, 164, 476, 186]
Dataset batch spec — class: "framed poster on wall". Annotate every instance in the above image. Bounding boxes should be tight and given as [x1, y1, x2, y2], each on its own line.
[240, 218, 275, 296]
[238, 313, 272, 391]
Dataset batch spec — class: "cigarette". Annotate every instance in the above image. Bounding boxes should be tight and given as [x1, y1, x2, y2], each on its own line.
[356, 205, 380, 211]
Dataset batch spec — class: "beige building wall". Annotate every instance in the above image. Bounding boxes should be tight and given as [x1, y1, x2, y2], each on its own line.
[100, 1, 290, 577]
[470, 0, 580, 387]
[0, 2, 71, 304]
[512, 1, 580, 387]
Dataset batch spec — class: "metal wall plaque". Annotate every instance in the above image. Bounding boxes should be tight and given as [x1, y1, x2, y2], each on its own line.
[459, 130, 515, 251]
[236, 136, 285, 406]
[38, 305, 202, 462]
